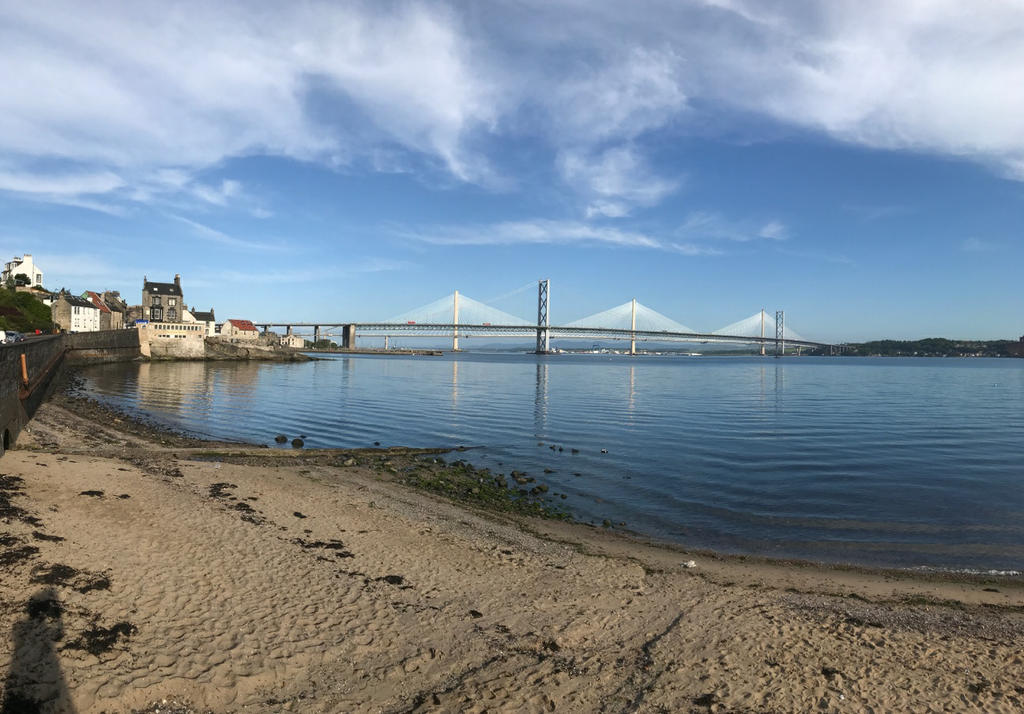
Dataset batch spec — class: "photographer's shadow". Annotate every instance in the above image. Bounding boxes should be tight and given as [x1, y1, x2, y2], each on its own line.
[2, 588, 75, 714]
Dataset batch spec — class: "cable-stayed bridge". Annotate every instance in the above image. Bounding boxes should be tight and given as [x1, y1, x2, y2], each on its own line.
[256, 280, 834, 354]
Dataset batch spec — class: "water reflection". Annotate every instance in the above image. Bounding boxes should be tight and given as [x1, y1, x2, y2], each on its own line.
[451, 359, 459, 409]
[534, 361, 548, 435]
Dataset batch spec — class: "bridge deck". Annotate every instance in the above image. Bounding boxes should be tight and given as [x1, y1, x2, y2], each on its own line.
[254, 322, 831, 348]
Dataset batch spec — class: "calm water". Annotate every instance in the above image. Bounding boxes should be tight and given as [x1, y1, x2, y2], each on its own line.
[77, 354, 1024, 573]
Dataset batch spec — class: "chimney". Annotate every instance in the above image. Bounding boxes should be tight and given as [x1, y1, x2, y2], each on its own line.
[174, 274, 181, 288]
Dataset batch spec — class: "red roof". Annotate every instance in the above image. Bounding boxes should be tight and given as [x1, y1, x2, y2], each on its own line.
[226, 319, 258, 332]
[85, 291, 111, 313]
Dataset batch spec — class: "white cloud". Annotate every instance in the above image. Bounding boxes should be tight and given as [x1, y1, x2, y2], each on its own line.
[4, 0, 1024, 226]
[758, 221, 787, 240]
[677, 211, 788, 242]
[560, 145, 681, 218]
[167, 214, 284, 251]
[404, 219, 724, 256]
[0, 169, 124, 195]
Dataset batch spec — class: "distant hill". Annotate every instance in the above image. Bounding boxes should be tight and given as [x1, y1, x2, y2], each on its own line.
[846, 338, 1023, 358]
[0, 289, 53, 333]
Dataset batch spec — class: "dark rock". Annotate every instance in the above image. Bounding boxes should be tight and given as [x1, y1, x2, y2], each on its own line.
[293, 512, 307, 518]
[468, 609, 483, 618]
[274, 434, 288, 443]
[79, 490, 104, 497]
[291, 438, 304, 448]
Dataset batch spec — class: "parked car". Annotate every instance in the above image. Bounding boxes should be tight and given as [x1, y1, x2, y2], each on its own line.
[4, 331, 25, 343]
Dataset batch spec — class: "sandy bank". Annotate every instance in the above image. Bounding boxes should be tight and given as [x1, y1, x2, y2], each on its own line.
[1, 395, 1023, 713]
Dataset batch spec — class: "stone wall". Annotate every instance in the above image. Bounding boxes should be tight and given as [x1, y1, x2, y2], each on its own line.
[65, 329, 144, 364]
[138, 322, 206, 359]
[0, 336, 66, 454]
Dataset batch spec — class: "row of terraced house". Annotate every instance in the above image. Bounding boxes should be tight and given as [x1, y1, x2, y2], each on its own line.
[4, 255, 297, 345]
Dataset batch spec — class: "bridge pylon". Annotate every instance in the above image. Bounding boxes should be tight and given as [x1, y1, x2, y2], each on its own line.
[535, 279, 550, 354]
[629, 298, 637, 355]
[453, 290, 460, 351]
[775, 310, 785, 357]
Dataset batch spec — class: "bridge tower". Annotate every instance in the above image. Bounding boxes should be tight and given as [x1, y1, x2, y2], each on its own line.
[775, 310, 785, 357]
[535, 279, 550, 354]
[452, 290, 460, 351]
[629, 298, 637, 355]
[760, 309, 766, 356]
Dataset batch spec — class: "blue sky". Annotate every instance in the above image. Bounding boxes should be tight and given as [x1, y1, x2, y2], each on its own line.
[1, 0, 1023, 342]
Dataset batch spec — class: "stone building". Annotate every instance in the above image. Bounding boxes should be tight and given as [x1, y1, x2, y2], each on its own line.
[220, 319, 259, 341]
[102, 291, 128, 329]
[51, 293, 101, 332]
[142, 274, 184, 323]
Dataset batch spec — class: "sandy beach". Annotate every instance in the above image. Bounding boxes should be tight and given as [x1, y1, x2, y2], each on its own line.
[2, 390, 1023, 713]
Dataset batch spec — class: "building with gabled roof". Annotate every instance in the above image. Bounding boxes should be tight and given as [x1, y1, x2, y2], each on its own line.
[220, 318, 259, 341]
[82, 291, 116, 330]
[183, 306, 217, 337]
[142, 274, 184, 323]
[52, 292, 101, 332]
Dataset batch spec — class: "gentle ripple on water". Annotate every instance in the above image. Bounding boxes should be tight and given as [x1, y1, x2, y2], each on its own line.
[76, 354, 1024, 573]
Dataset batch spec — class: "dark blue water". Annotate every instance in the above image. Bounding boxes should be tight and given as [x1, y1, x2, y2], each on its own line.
[77, 354, 1024, 573]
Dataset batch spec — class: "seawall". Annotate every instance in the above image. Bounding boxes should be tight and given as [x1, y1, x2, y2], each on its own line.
[0, 329, 309, 454]
[0, 336, 67, 453]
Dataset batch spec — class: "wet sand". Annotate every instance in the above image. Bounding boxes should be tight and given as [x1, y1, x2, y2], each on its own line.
[2, 391, 1023, 713]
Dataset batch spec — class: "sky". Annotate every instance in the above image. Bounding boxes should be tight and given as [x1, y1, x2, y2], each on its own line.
[1, 0, 1023, 342]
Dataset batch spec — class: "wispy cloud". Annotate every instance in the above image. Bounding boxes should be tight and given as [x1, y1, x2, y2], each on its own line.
[677, 211, 788, 242]
[167, 214, 283, 251]
[560, 145, 681, 218]
[401, 219, 727, 255]
[961, 236, 997, 253]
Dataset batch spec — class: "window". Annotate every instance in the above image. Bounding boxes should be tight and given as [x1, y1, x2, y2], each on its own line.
[151, 296, 161, 306]
[152, 307, 163, 320]
[168, 298, 177, 306]
[168, 308, 177, 320]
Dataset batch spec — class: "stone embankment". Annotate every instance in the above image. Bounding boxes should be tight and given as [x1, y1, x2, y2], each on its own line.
[0, 330, 308, 454]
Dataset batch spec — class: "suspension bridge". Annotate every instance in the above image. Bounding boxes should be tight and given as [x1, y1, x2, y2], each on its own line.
[255, 280, 835, 354]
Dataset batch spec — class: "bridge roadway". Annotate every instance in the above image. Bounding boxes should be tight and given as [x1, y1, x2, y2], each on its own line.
[255, 322, 832, 349]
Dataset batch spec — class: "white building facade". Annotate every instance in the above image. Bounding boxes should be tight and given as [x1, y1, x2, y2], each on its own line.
[2, 254, 43, 287]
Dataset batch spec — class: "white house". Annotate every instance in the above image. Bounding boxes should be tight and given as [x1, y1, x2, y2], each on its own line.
[183, 306, 217, 337]
[3, 254, 43, 287]
[52, 294, 101, 332]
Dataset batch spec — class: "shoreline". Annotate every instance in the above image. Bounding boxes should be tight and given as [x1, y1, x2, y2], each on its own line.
[2, 376, 1023, 711]
[49, 372, 1024, 585]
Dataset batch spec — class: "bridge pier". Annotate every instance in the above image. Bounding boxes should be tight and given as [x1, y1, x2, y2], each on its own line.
[342, 324, 356, 349]
[286, 325, 293, 337]
[314, 325, 321, 345]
